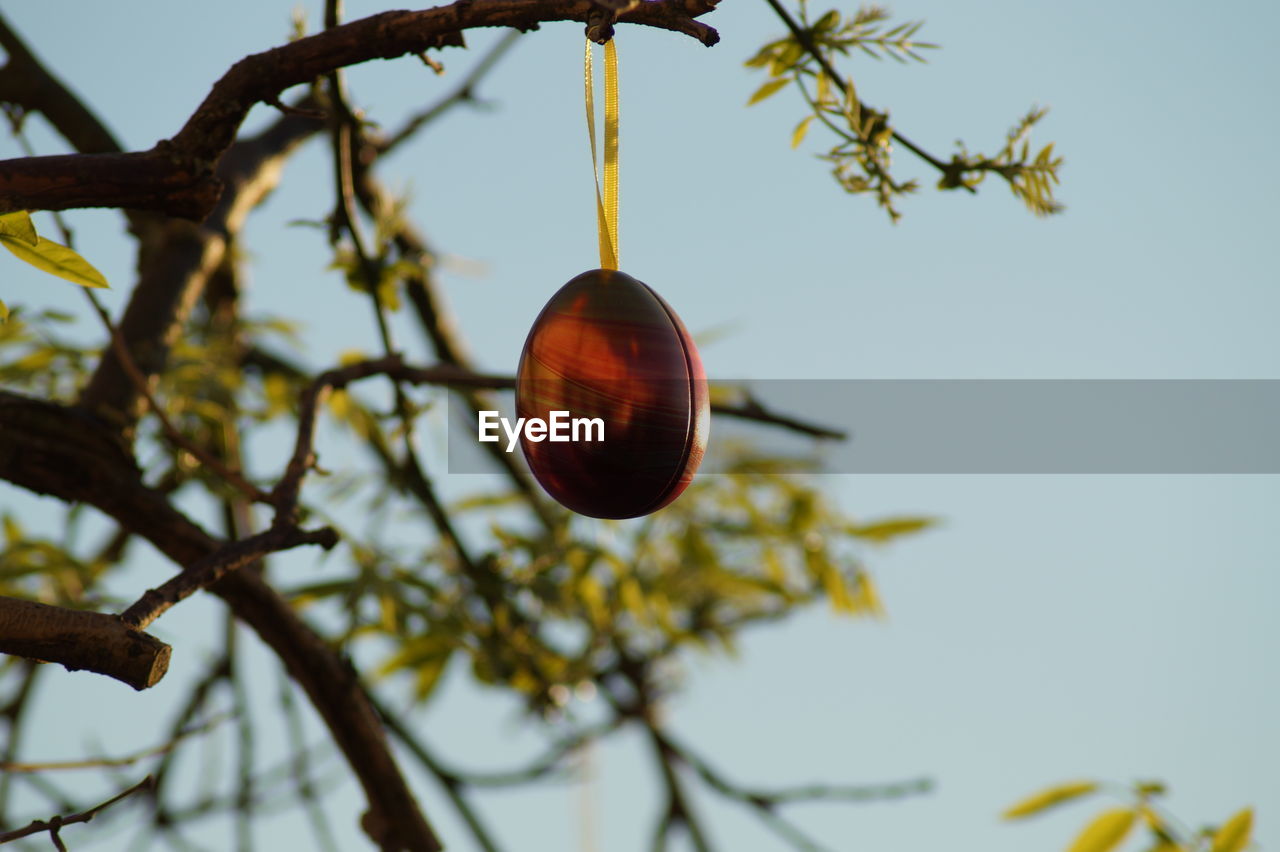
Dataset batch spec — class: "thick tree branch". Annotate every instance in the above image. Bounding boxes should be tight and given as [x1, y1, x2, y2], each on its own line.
[0, 150, 220, 219]
[0, 0, 719, 221]
[0, 598, 170, 691]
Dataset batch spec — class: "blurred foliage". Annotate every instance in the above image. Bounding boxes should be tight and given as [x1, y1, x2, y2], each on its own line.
[0, 264, 937, 848]
[0, 308, 96, 399]
[1004, 779, 1255, 852]
[0, 247, 931, 727]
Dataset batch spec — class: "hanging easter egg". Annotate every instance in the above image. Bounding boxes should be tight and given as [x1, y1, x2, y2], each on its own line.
[516, 268, 709, 519]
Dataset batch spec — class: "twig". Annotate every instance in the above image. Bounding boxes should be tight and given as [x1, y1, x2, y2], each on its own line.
[0, 662, 41, 823]
[759, 0, 973, 190]
[663, 726, 931, 849]
[148, 655, 233, 827]
[373, 696, 504, 852]
[273, 354, 848, 518]
[264, 94, 326, 119]
[377, 29, 524, 156]
[226, 620, 255, 852]
[348, 160, 560, 531]
[647, 724, 713, 852]
[119, 524, 339, 631]
[0, 775, 153, 846]
[277, 668, 340, 852]
[0, 714, 229, 773]
[76, 101, 324, 438]
[453, 719, 623, 788]
[82, 290, 271, 505]
[269, 356, 506, 509]
[322, 28, 489, 587]
[711, 394, 846, 440]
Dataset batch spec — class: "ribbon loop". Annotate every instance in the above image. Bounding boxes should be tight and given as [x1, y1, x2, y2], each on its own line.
[585, 39, 619, 271]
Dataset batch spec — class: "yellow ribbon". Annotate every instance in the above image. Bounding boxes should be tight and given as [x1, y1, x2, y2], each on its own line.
[585, 38, 619, 271]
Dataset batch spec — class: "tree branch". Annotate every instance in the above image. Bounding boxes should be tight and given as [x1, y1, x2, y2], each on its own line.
[0, 390, 443, 850]
[758, 0, 963, 184]
[0, 0, 720, 221]
[350, 157, 561, 530]
[0, 775, 153, 847]
[0, 714, 227, 773]
[0, 598, 170, 691]
[375, 28, 524, 157]
[76, 106, 325, 436]
[119, 525, 339, 632]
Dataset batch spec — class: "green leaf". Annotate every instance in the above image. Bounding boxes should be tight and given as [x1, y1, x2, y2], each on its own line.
[1066, 808, 1137, 852]
[0, 299, 7, 322]
[2, 235, 109, 289]
[1003, 781, 1098, 819]
[747, 77, 790, 106]
[813, 9, 839, 32]
[791, 115, 815, 149]
[1210, 808, 1253, 852]
[2, 515, 21, 545]
[0, 211, 38, 247]
[377, 633, 455, 702]
[815, 71, 831, 104]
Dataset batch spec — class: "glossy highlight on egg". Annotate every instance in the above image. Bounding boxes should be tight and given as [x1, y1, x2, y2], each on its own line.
[515, 269, 709, 519]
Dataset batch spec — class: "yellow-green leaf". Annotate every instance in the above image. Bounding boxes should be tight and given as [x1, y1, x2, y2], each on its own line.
[821, 562, 855, 613]
[852, 571, 885, 617]
[0, 211, 38, 247]
[813, 9, 840, 32]
[791, 115, 815, 149]
[0, 298, 7, 322]
[2, 235, 109, 289]
[1066, 808, 1137, 852]
[1210, 807, 1254, 852]
[1003, 781, 1099, 819]
[816, 72, 831, 104]
[747, 77, 790, 106]
[849, 516, 937, 544]
[2, 515, 20, 545]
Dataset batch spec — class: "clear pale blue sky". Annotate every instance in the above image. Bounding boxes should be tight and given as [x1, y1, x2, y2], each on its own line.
[1, 1, 1276, 850]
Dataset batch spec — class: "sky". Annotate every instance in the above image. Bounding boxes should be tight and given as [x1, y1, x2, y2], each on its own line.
[1, 1, 1277, 851]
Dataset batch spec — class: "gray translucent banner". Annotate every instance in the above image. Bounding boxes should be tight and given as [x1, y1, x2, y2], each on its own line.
[446, 381, 1280, 474]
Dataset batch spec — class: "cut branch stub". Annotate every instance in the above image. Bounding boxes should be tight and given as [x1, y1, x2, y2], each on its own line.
[0, 597, 170, 690]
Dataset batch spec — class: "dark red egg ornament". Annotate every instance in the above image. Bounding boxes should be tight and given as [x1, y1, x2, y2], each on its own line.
[516, 269, 709, 519]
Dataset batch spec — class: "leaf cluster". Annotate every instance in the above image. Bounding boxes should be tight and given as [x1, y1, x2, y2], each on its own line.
[286, 421, 934, 708]
[745, 0, 1063, 220]
[1003, 778, 1255, 852]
